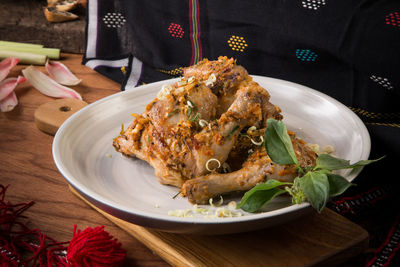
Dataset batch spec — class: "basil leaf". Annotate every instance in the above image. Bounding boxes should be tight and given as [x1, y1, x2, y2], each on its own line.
[326, 173, 354, 197]
[238, 188, 286, 213]
[298, 172, 329, 213]
[315, 154, 385, 171]
[349, 156, 385, 168]
[314, 154, 351, 170]
[265, 119, 298, 165]
[237, 179, 291, 212]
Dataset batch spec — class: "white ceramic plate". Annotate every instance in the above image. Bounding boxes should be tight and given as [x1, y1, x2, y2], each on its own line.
[53, 76, 370, 235]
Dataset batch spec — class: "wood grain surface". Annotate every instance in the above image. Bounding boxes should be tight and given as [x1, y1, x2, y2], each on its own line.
[0, 54, 368, 266]
[0, 53, 168, 266]
[71, 186, 368, 267]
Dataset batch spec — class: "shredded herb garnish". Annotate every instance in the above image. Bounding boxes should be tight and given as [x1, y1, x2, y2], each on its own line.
[172, 191, 181, 199]
[187, 100, 197, 109]
[225, 125, 239, 139]
[187, 100, 197, 117]
[168, 108, 180, 117]
[189, 112, 200, 122]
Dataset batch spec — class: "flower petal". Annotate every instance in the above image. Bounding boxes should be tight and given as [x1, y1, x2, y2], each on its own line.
[45, 60, 82, 86]
[0, 91, 18, 112]
[0, 57, 19, 82]
[22, 66, 82, 100]
[0, 76, 26, 101]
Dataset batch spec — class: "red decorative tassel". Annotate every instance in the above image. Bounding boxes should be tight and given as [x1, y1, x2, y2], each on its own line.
[0, 184, 127, 266]
[66, 225, 126, 267]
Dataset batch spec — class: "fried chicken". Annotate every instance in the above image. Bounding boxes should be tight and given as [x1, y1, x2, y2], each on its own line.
[113, 56, 315, 204]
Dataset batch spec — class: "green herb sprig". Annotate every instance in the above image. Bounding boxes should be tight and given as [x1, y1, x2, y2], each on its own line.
[237, 119, 384, 213]
[189, 112, 200, 123]
[187, 100, 197, 117]
[168, 108, 180, 118]
[225, 125, 239, 139]
[187, 100, 200, 123]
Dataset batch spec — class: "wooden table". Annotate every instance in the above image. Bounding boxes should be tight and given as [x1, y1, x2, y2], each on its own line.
[0, 53, 169, 266]
[0, 53, 368, 266]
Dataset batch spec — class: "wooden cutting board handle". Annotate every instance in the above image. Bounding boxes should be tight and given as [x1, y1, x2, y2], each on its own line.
[34, 98, 87, 135]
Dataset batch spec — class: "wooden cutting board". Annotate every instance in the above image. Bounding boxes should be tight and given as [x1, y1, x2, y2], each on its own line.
[70, 186, 368, 267]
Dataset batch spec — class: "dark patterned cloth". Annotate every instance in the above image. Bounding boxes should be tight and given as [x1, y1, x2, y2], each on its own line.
[83, 1, 400, 266]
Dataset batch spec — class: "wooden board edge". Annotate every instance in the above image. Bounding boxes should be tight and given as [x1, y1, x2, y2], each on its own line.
[68, 185, 369, 267]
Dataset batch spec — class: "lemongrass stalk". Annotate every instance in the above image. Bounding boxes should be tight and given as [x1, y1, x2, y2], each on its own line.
[0, 46, 59, 59]
[0, 49, 46, 65]
[0, 40, 43, 48]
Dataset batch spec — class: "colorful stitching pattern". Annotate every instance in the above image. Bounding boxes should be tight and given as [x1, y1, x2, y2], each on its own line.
[366, 214, 400, 267]
[385, 12, 400, 28]
[227, 36, 248, 52]
[168, 23, 185, 39]
[349, 107, 400, 120]
[301, 0, 326, 10]
[366, 122, 400, 129]
[296, 49, 318, 61]
[102, 13, 126, 28]
[328, 186, 388, 215]
[370, 75, 394, 90]
[157, 67, 184, 76]
[189, 0, 202, 65]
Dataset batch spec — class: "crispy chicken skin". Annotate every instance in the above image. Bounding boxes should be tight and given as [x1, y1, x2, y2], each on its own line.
[113, 56, 314, 204]
[182, 132, 317, 204]
[183, 57, 249, 116]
